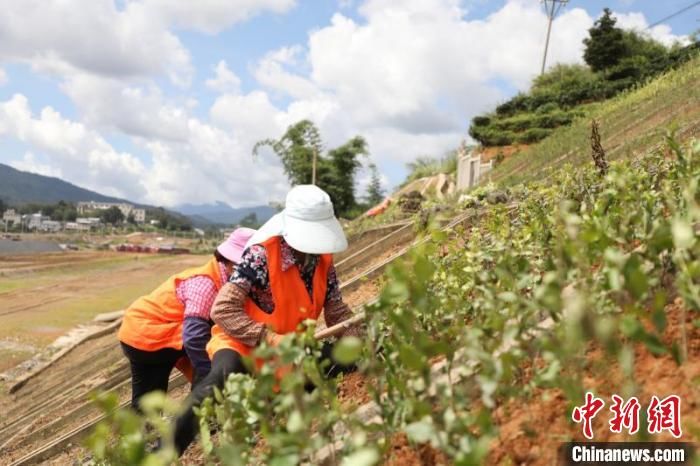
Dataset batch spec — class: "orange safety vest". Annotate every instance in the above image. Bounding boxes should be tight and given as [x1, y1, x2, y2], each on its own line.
[118, 257, 223, 352]
[207, 236, 331, 359]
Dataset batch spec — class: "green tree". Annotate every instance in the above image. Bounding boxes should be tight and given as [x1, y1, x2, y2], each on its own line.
[49, 201, 77, 222]
[100, 206, 124, 225]
[583, 8, 628, 72]
[365, 163, 385, 205]
[323, 136, 368, 215]
[254, 120, 322, 186]
[531, 63, 598, 95]
[254, 120, 368, 217]
[622, 30, 668, 61]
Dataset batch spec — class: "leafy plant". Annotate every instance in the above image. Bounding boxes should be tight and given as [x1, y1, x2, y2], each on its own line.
[86, 392, 179, 466]
[89, 135, 700, 464]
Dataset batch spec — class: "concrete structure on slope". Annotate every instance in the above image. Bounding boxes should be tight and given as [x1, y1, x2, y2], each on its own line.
[456, 142, 493, 191]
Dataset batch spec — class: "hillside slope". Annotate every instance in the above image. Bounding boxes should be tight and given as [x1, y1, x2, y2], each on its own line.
[489, 54, 700, 185]
[0, 163, 130, 205]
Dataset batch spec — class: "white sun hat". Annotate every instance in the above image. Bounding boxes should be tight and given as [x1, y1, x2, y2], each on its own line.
[246, 185, 348, 254]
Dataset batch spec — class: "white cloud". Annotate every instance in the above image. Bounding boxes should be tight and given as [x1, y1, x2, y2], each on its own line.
[10, 152, 63, 178]
[0, 1, 303, 86]
[0, 94, 147, 200]
[140, 117, 290, 207]
[615, 12, 690, 47]
[60, 73, 190, 142]
[0, 92, 291, 207]
[253, 46, 319, 100]
[211, 90, 286, 144]
[0, 68, 7, 86]
[206, 60, 242, 93]
[0, 1, 192, 86]
[139, 0, 298, 34]
[308, 0, 590, 124]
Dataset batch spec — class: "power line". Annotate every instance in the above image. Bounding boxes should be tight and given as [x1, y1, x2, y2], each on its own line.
[647, 0, 700, 29]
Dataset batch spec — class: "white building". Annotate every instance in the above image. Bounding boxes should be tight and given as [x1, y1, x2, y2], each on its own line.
[25, 213, 49, 230]
[65, 222, 91, 232]
[131, 208, 146, 223]
[2, 209, 21, 226]
[77, 201, 146, 223]
[76, 217, 102, 230]
[39, 220, 62, 232]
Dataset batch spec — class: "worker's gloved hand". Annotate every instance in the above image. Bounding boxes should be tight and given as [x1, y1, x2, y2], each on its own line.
[265, 331, 284, 347]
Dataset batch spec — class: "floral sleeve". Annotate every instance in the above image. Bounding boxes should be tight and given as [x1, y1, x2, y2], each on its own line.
[324, 265, 343, 304]
[230, 245, 269, 293]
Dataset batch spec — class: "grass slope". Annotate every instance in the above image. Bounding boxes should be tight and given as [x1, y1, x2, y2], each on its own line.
[489, 55, 700, 185]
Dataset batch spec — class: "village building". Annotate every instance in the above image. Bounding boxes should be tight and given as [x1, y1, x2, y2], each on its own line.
[65, 222, 91, 232]
[2, 209, 21, 226]
[77, 201, 146, 223]
[25, 213, 50, 230]
[39, 220, 62, 232]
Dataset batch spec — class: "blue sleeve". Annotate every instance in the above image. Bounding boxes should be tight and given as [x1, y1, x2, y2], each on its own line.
[183, 316, 213, 383]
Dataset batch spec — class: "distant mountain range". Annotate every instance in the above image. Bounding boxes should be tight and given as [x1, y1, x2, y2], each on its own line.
[0, 162, 131, 205]
[0, 162, 275, 227]
[174, 201, 276, 226]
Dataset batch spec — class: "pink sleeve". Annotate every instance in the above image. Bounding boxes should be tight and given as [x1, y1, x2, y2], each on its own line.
[176, 276, 219, 320]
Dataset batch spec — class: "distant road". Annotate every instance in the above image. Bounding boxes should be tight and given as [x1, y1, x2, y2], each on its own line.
[0, 239, 63, 255]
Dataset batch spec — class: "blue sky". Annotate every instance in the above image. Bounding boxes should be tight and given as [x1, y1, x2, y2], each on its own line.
[0, 0, 697, 208]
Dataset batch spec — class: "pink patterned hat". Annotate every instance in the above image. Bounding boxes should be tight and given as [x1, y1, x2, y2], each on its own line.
[217, 227, 256, 263]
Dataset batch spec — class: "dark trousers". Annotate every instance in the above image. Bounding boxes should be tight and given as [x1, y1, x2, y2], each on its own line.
[173, 343, 355, 455]
[121, 342, 185, 412]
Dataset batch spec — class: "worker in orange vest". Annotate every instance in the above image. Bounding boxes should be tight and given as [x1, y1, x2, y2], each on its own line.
[118, 227, 256, 411]
[172, 185, 361, 455]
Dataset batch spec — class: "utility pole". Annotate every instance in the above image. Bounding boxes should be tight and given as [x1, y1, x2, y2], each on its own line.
[312, 148, 317, 185]
[541, 0, 569, 75]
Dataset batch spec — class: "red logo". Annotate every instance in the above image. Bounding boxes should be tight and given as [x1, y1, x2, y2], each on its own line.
[647, 395, 682, 438]
[572, 393, 682, 439]
[572, 392, 606, 439]
[609, 395, 641, 435]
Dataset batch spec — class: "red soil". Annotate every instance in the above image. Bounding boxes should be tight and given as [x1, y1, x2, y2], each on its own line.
[489, 298, 700, 465]
[385, 433, 450, 466]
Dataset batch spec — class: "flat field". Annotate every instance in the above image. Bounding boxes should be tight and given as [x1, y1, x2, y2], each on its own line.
[0, 251, 208, 372]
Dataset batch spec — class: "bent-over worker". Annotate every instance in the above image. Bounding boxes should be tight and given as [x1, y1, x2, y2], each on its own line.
[118, 227, 256, 411]
[173, 185, 361, 455]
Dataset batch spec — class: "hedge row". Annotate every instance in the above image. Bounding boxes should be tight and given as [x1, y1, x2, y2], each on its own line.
[468, 126, 554, 147]
[471, 110, 582, 132]
[469, 109, 584, 146]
